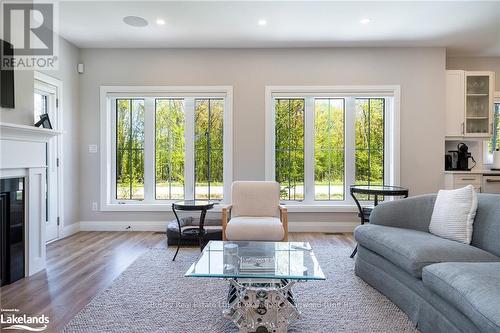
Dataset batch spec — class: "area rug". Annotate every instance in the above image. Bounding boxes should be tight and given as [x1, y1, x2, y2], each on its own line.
[62, 244, 419, 333]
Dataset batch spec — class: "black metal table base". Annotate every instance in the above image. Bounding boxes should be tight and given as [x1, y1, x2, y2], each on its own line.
[349, 185, 408, 259]
[171, 201, 213, 261]
[350, 245, 357, 258]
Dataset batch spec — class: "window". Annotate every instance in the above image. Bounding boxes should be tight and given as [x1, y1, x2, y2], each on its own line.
[488, 102, 500, 154]
[315, 99, 344, 200]
[101, 86, 232, 211]
[275, 99, 305, 201]
[155, 99, 184, 200]
[195, 99, 224, 200]
[116, 99, 145, 200]
[266, 86, 399, 207]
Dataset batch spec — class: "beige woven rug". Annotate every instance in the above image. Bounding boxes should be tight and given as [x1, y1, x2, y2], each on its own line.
[62, 244, 419, 333]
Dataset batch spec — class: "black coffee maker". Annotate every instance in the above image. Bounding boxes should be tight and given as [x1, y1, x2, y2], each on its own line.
[447, 143, 476, 171]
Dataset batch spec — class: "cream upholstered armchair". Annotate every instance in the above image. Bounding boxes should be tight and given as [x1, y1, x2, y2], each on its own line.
[222, 181, 288, 241]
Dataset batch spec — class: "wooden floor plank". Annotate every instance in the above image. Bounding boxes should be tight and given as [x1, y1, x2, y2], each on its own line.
[0, 231, 354, 332]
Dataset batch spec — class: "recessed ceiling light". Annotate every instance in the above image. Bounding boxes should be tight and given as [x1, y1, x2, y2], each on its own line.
[258, 19, 267, 26]
[156, 18, 166, 26]
[123, 16, 148, 27]
[360, 18, 371, 25]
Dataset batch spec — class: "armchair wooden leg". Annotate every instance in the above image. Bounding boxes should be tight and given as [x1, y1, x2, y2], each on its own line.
[222, 207, 229, 241]
[280, 206, 288, 242]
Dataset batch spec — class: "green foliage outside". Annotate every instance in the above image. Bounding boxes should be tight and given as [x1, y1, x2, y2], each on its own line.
[155, 99, 185, 200]
[195, 99, 224, 200]
[116, 96, 385, 202]
[275, 99, 305, 201]
[116, 99, 145, 200]
[488, 103, 500, 153]
[275, 98, 385, 201]
[117, 98, 224, 201]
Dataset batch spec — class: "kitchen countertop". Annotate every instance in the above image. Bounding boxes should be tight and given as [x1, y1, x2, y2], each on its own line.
[444, 169, 500, 175]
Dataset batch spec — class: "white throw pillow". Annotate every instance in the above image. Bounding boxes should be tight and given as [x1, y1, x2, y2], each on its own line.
[429, 185, 478, 244]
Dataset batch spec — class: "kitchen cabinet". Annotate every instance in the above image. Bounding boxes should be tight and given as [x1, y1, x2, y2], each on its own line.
[444, 173, 482, 192]
[445, 70, 495, 138]
[444, 171, 500, 193]
[445, 70, 465, 137]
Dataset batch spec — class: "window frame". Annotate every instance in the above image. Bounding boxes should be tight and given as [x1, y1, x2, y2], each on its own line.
[100, 86, 233, 211]
[483, 92, 500, 165]
[265, 86, 400, 212]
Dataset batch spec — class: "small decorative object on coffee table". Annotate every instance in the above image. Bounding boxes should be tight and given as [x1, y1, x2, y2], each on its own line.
[185, 241, 326, 333]
[350, 184, 409, 258]
[171, 200, 214, 261]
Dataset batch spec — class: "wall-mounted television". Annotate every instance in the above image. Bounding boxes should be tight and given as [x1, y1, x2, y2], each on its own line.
[0, 40, 15, 109]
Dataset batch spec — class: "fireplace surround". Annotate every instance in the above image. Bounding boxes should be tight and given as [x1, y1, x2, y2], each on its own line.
[0, 122, 61, 279]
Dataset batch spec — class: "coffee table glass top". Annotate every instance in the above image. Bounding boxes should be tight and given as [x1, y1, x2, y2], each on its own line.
[185, 241, 326, 280]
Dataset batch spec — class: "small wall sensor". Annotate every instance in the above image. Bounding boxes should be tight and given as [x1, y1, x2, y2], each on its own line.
[77, 63, 84, 74]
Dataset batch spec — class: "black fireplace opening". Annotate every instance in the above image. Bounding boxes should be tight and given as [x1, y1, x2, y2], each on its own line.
[0, 178, 25, 287]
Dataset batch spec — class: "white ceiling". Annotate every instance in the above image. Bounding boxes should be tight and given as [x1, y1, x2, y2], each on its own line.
[58, 1, 500, 56]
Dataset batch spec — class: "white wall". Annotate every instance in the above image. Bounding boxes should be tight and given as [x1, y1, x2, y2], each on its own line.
[0, 36, 81, 228]
[79, 47, 446, 225]
[41, 37, 81, 227]
[0, 71, 34, 125]
[447, 57, 500, 87]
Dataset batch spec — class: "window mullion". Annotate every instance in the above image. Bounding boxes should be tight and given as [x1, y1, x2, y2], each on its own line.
[143, 98, 155, 203]
[345, 97, 356, 204]
[184, 97, 195, 200]
[304, 97, 315, 203]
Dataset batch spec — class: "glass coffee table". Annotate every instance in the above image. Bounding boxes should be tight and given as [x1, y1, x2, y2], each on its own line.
[185, 241, 326, 333]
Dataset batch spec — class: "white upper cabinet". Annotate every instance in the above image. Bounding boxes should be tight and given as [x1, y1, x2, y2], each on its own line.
[446, 70, 465, 137]
[445, 70, 495, 138]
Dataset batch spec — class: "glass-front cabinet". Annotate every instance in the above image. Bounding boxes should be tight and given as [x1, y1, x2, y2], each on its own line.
[445, 70, 495, 138]
[465, 72, 495, 137]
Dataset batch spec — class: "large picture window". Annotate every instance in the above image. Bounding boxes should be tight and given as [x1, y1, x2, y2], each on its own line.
[266, 86, 399, 206]
[101, 86, 232, 211]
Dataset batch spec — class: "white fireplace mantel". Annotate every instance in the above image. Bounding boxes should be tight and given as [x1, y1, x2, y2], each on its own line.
[1, 122, 62, 277]
[0, 122, 62, 142]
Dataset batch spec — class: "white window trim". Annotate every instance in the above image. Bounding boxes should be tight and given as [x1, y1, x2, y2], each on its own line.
[100, 86, 233, 211]
[483, 92, 500, 166]
[265, 85, 401, 211]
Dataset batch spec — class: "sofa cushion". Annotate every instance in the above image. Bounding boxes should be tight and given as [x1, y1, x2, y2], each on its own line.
[429, 185, 477, 244]
[354, 224, 499, 278]
[423, 263, 500, 333]
[225, 217, 284, 241]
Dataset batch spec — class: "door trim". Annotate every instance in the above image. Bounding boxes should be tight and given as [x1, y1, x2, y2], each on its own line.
[34, 71, 64, 241]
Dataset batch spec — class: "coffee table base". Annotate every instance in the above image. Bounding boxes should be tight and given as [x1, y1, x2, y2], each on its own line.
[223, 279, 300, 333]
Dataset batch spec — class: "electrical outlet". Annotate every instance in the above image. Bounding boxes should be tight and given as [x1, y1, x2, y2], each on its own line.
[92, 202, 98, 211]
[89, 144, 98, 153]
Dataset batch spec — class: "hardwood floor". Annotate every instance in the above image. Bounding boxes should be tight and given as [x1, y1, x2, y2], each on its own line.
[0, 231, 354, 333]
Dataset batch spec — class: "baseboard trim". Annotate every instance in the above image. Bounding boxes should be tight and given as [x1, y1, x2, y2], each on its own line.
[79, 220, 168, 232]
[289, 221, 358, 233]
[61, 222, 81, 238]
[78, 220, 358, 233]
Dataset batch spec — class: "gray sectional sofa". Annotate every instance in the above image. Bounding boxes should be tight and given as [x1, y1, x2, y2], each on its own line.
[354, 193, 500, 333]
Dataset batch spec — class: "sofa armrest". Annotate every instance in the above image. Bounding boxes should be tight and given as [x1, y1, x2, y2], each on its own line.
[369, 194, 437, 232]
